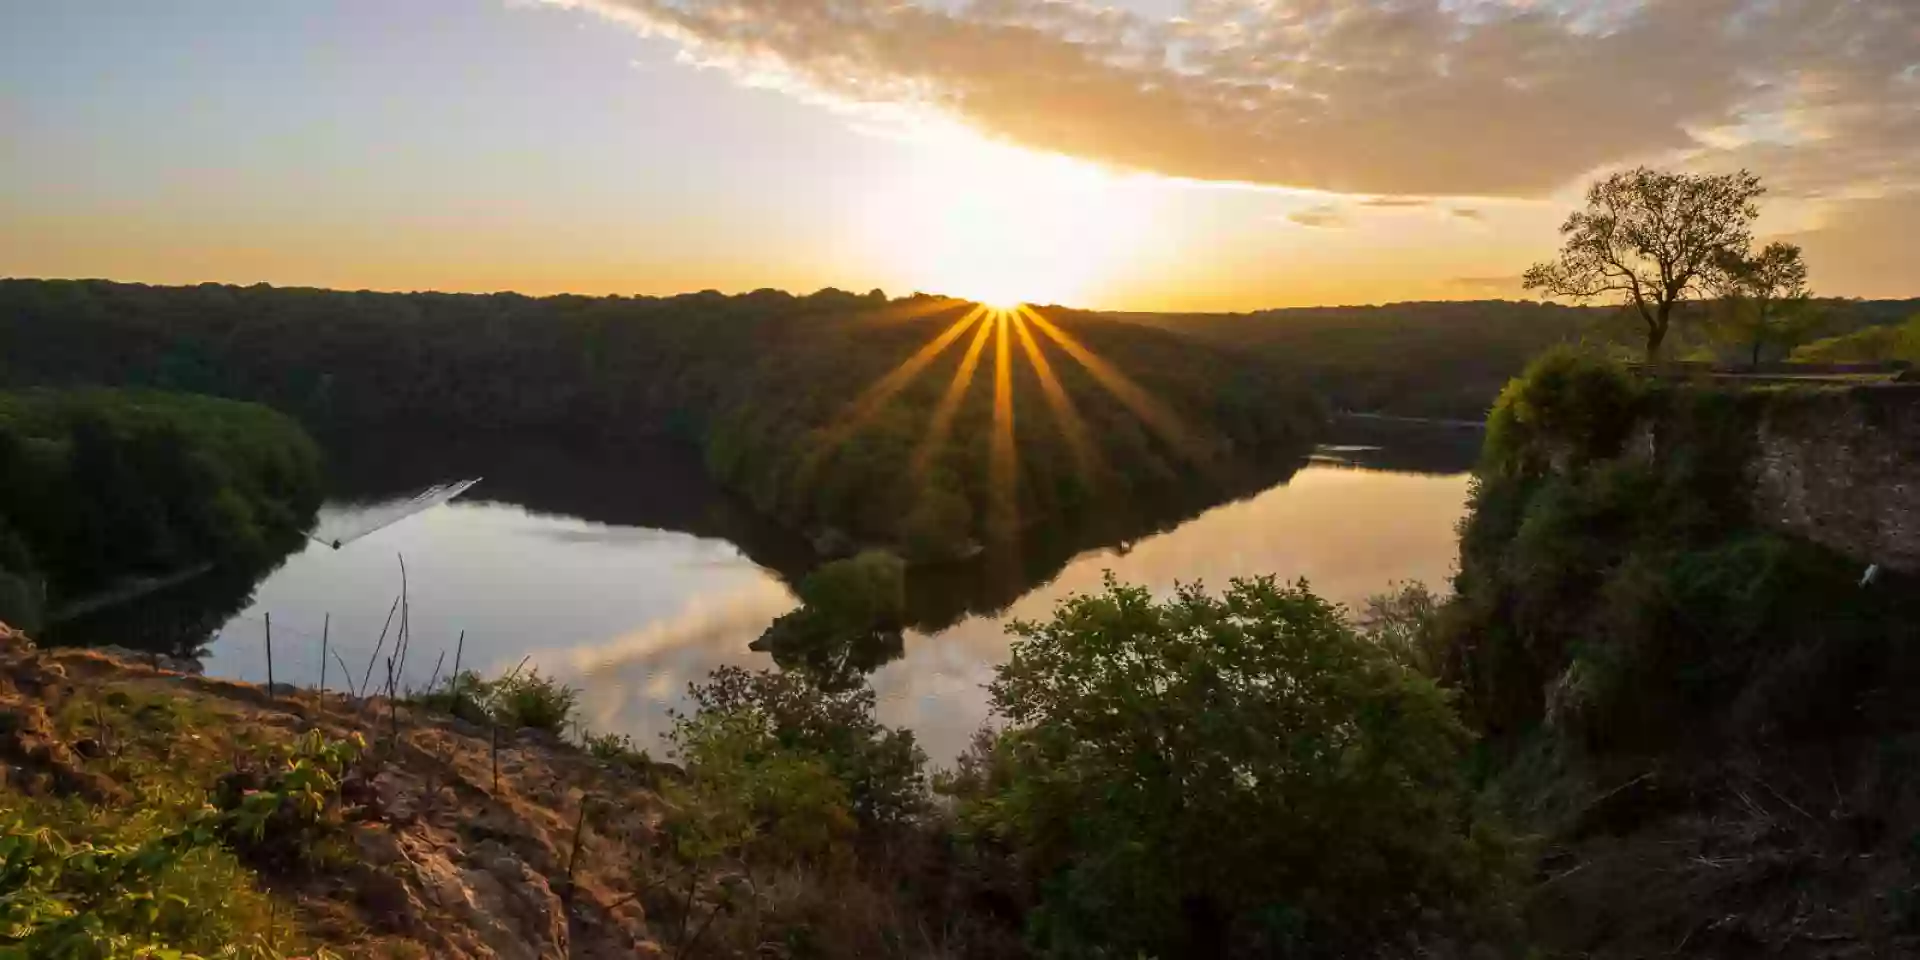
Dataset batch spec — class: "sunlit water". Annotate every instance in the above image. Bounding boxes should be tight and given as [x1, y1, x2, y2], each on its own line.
[193, 440, 1473, 763]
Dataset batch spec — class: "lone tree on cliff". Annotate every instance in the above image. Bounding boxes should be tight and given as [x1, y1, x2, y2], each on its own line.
[1707, 240, 1816, 369]
[1525, 167, 1764, 360]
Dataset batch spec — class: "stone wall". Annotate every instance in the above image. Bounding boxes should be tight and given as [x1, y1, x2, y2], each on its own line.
[1747, 385, 1920, 573]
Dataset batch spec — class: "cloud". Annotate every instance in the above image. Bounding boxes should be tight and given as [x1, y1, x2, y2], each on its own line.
[1286, 204, 1349, 228]
[548, 0, 1920, 199]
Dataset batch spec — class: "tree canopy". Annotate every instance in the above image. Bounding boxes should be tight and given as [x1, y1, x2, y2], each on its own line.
[0, 389, 322, 631]
[1705, 240, 1815, 367]
[949, 575, 1504, 956]
[1525, 167, 1765, 360]
[0, 281, 1320, 564]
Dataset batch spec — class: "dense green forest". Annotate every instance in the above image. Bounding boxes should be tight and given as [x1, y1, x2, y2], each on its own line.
[1119, 296, 1920, 418]
[0, 280, 1319, 562]
[0, 388, 321, 632]
[1791, 313, 1920, 363]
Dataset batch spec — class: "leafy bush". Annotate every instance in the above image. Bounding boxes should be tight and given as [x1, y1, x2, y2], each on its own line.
[1355, 580, 1445, 674]
[213, 730, 367, 872]
[680, 666, 926, 828]
[1483, 347, 1643, 475]
[0, 807, 302, 959]
[486, 669, 578, 733]
[955, 575, 1510, 957]
[753, 551, 907, 692]
[411, 667, 578, 733]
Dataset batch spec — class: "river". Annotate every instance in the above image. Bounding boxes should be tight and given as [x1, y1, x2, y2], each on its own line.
[57, 422, 1480, 763]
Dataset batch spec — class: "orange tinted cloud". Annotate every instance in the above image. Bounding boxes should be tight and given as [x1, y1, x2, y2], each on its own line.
[550, 0, 1920, 200]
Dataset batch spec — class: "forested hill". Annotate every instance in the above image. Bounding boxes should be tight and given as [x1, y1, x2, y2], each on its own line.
[0, 279, 1320, 561]
[1103, 296, 1920, 419]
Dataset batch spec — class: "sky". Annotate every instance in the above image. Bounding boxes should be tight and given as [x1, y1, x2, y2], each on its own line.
[2, 0, 1916, 311]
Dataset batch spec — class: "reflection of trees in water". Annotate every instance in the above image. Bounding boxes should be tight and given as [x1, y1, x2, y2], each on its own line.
[43, 550, 297, 661]
[322, 428, 1321, 635]
[902, 450, 1313, 632]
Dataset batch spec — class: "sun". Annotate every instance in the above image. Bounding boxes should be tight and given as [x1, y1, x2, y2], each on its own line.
[860, 129, 1158, 308]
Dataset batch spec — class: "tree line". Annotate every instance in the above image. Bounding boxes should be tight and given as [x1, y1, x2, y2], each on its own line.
[0, 388, 322, 632]
[0, 282, 1322, 564]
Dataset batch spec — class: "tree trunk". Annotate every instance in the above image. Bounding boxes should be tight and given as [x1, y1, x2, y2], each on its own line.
[1644, 317, 1667, 363]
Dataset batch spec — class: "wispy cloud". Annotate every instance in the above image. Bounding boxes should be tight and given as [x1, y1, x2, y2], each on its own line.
[546, 0, 1920, 200]
[1286, 204, 1349, 228]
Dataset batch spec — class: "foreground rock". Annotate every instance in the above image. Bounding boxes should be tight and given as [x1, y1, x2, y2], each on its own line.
[0, 626, 670, 958]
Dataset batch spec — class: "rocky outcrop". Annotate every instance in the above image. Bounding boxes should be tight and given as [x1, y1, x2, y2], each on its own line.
[1748, 385, 1920, 573]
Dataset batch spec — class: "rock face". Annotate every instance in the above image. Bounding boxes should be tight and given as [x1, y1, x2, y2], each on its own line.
[1633, 384, 1920, 574]
[0, 637, 667, 958]
[1748, 386, 1920, 573]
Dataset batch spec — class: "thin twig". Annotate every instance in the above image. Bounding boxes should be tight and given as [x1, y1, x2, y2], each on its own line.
[361, 595, 402, 699]
[565, 796, 592, 903]
[264, 612, 275, 700]
[330, 648, 358, 698]
[424, 650, 447, 697]
[502, 655, 532, 685]
[395, 553, 411, 688]
[318, 613, 330, 695]
[450, 630, 465, 698]
[1757, 777, 1814, 822]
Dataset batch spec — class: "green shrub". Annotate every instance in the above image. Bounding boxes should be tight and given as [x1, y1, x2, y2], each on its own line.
[679, 666, 926, 828]
[753, 551, 906, 692]
[411, 668, 578, 733]
[957, 575, 1512, 957]
[213, 730, 366, 873]
[1484, 347, 1643, 475]
[0, 807, 301, 959]
[486, 669, 578, 733]
[581, 730, 652, 771]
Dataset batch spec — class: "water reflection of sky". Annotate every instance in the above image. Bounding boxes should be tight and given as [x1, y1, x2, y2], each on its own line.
[204, 463, 1468, 764]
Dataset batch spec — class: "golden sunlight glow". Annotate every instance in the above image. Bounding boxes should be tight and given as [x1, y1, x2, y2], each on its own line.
[989, 310, 1020, 540]
[911, 307, 997, 479]
[1010, 310, 1101, 480]
[818, 300, 1200, 549]
[859, 128, 1160, 307]
[1019, 306, 1198, 459]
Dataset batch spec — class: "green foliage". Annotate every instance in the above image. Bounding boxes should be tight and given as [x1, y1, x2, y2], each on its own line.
[581, 730, 651, 769]
[665, 711, 857, 867]
[212, 730, 366, 873]
[412, 667, 579, 733]
[678, 666, 926, 829]
[1791, 314, 1920, 363]
[1703, 241, 1816, 366]
[0, 281, 1321, 562]
[1524, 167, 1766, 359]
[486, 669, 579, 733]
[1446, 357, 1920, 750]
[0, 801, 306, 960]
[754, 551, 907, 691]
[956, 575, 1507, 957]
[1483, 348, 1643, 475]
[1356, 580, 1446, 675]
[0, 389, 321, 610]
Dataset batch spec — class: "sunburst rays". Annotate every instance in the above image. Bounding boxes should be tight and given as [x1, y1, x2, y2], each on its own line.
[813, 300, 1198, 546]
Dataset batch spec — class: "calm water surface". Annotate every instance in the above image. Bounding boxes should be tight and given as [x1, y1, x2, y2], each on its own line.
[148, 428, 1479, 762]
